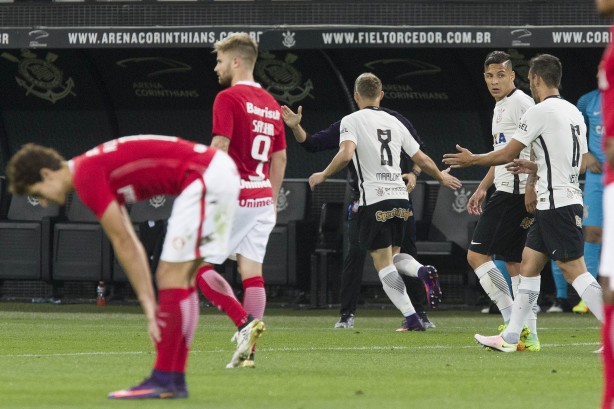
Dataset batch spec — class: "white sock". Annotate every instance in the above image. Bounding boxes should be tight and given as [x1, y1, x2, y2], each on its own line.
[572, 272, 604, 322]
[393, 253, 422, 278]
[475, 261, 514, 322]
[378, 264, 415, 316]
[511, 275, 521, 299]
[527, 308, 538, 335]
[502, 275, 540, 344]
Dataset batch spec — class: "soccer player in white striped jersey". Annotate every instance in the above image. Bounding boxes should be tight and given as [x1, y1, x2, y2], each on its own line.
[444, 54, 604, 352]
[309, 73, 462, 331]
[466, 51, 538, 349]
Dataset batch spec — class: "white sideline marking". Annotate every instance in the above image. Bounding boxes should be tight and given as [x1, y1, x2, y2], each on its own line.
[0, 342, 600, 358]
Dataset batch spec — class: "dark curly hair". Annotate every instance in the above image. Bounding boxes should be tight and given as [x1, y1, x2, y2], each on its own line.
[6, 143, 64, 195]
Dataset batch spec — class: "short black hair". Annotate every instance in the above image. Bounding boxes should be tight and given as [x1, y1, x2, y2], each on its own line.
[529, 54, 562, 89]
[484, 51, 512, 69]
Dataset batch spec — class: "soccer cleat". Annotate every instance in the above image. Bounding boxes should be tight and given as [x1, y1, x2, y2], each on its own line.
[334, 313, 355, 329]
[517, 332, 541, 352]
[226, 319, 266, 368]
[594, 346, 604, 354]
[239, 359, 256, 368]
[497, 324, 530, 341]
[108, 378, 187, 400]
[239, 353, 256, 368]
[418, 265, 442, 308]
[396, 313, 426, 331]
[572, 300, 590, 314]
[474, 334, 517, 352]
[546, 298, 571, 313]
[418, 311, 436, 329]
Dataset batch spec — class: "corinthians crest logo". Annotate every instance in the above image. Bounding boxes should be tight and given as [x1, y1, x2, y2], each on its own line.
[2, 50, 75, 103]
[276, 187, 291, 212]
[149, 195, 167, 209]
[255, 52, 313, 105]
[282, 31, 296, 48]
[27, 196, 41, 207]
[452, 188, 472, 214]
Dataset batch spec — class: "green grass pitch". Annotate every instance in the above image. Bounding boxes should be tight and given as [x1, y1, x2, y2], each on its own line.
[0, 303, 603, 409]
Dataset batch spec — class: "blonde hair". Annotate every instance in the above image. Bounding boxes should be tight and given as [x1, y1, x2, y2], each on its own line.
[214, 33, 258, 67]
[354, 73, 382, 100]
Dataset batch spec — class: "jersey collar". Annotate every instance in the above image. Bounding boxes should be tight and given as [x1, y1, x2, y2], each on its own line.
[234, 80, 262, 88]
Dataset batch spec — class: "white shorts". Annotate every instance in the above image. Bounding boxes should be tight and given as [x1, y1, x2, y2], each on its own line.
[600, 183, 614, 289]
[205, 199, 276, 264]
[160, 151, 239, 263]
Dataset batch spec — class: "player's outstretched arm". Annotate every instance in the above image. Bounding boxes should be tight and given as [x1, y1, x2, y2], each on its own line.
[281, 105, 307, 143]
[411, 150, 461, 190]
[100, 201, 159, 344]
[309, 140, 355, 191]
[443, 140, 525, 168]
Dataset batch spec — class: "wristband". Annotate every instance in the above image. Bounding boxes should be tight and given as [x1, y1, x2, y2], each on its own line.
[411, 169, 421, 177]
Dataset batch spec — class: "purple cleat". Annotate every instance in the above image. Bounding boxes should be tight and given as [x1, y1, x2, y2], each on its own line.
[108, 376, 188, 400]
[396, 313, 426, 332]
[418, 265, 442, 309]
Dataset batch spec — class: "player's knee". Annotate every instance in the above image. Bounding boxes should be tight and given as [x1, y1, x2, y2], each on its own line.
[467, 250, 488, 270]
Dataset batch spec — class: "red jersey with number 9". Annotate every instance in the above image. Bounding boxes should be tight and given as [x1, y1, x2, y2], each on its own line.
[599, 26, 614, 186]
[212, 81, 286, 200]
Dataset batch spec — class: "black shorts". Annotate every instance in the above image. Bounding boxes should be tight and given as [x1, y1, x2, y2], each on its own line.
[469, 191, 534, 262]
[525, 204, 584, 261]
[358, 199, 410, 251]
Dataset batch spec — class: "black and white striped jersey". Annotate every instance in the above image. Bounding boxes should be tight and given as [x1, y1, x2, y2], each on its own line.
[512, 96, 587, 210]
[492, 89, 534, 194]
[339, 107, 420, 206]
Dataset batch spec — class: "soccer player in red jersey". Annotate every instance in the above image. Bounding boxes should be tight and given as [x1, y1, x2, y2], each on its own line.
[597, 0, 614, 406]
[195, 32, 287, 368]
[5, 135, 252, 399]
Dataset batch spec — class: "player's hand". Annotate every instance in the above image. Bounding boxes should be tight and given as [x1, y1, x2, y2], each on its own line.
[308, 172, 326, 191]
[440, 167, 462, 190]
[467, 188, 486, 215]
[505, 158, 537, 174]
[403, 172, 417, 192]
[585, 152, 602, 174]
[147, 304, 161, 345]
[281, 105, 303, 129]
[442, 145, 474, 168]
[525, 185, 538, 213]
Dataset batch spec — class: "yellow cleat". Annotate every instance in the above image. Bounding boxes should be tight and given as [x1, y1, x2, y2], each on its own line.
[572, 300, 589, 314]
[517, 333, 541, 352]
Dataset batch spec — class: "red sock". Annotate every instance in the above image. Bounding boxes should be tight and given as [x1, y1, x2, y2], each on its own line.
[174, 287, 199, 373]
[197, 265, 250, 327]
[154, 288, 196, 373]
[603, 304, 614, 409]
[243, 276, 266, 320]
